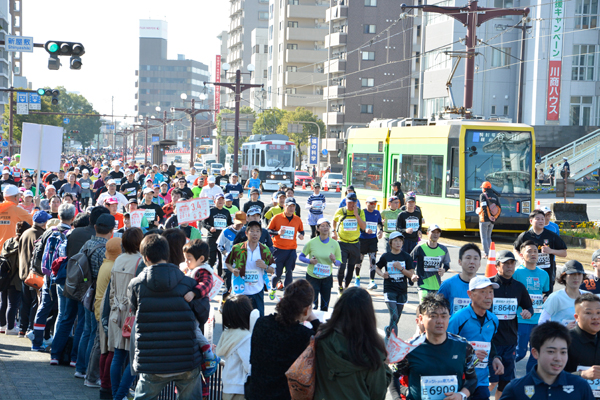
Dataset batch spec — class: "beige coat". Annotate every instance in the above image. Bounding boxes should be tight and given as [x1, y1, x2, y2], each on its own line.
[108, 252, 142, 350]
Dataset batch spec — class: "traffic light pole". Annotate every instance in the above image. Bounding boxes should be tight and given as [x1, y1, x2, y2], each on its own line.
[133, 117, 160, 166]
[172, 98, 216, 169]
[205, 70, 263, 174]
[401, 1, 529, 115]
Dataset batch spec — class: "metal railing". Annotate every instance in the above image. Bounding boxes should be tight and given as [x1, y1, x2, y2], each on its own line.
[538, 128, 600, 174]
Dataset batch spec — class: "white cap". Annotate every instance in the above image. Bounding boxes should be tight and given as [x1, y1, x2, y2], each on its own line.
[563, 157, 568, 160]
[112, 160, 121, 167]
[107, 179, 117, 186]
[469, 276, 499, 291]
[427, 224, 442, 233]
[316, 217, 330, 226]
[82, 169, 89, 174]
[389, 231, 404, 241]
[23, 190, 33, 198]
[3, 185, 19, 197]
[540, 206, 552, 214]
[207, 176, 216, 183]
[366, 196, 378, 203]
[143, 187, 154, 194]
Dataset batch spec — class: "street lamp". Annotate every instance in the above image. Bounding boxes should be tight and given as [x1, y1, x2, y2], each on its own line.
[173, 94, 217, 168]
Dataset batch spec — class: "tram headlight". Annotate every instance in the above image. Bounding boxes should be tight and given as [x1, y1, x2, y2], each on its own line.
[466, 199, 475, 213]
[283, 175, 287, 180]
[522, 201, 531, 214]
[270, 174, 275, 179]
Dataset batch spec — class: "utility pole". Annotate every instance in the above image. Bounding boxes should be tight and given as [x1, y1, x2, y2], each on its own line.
[205, 68, 263, 174]
[172, 98, 216, 169]
[516, 20, 532, 123]
[401, 1, 529, 116]
[133, 117, 159, 166]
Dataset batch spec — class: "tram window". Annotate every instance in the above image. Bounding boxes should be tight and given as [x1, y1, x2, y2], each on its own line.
[255, 149, 260, 165]
[261, 150, 265, 167]
[402, 155, 428, 195]
[350, 153, 383, 190]
[429, 156, 443, 196]
[450, 147, 459, 188]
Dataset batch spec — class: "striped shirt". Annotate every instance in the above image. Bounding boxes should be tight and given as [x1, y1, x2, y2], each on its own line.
[306, 193, 326, 215]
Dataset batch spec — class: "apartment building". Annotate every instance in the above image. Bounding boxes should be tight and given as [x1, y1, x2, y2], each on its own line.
[249, 28, 268, 111]
[323, 0, 413, 139]
[266, 0, 328, 117]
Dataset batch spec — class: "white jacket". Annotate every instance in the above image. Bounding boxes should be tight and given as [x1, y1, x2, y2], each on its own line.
[215, 309, 259, 394]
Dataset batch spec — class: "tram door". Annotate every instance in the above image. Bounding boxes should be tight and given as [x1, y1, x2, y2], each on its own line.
[389, 154, 401, 198]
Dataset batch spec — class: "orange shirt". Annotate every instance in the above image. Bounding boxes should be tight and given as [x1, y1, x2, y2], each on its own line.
[113, 213, 124, 230]
[0, 201, 33, 247]
[268, 212, 304, 250]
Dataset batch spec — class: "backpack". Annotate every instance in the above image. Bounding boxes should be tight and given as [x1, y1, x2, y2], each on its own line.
[483, 192, 501, 221]
[63, 243, 104, 302]
[40, 228, 69, 276]
[0, 256, 13, 292]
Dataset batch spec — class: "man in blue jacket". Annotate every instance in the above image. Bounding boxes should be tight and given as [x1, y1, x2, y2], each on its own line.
[448, 276, 504, 400]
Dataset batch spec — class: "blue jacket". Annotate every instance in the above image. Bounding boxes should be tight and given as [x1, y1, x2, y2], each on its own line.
[500, 368, 594, 400]
[448, 305, 499, 387]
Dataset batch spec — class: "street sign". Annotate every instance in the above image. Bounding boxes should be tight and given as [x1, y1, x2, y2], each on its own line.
[63, 118, 70, 124]
[322, 149, 328, 155]
[28, 93, 41, 110]
[309, 137, 318, 165]
[1, 141, 8, 147]
[288, 123, 303, 134]
[5, 35, 34, 52]
[16, 92, 28, 115]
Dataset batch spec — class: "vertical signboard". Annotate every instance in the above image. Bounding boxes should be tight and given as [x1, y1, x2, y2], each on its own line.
[546, 0, 564, 121]
[16, 92, 28, 115]
[309, 137, 318, 165]
[215, 55, 221, 122]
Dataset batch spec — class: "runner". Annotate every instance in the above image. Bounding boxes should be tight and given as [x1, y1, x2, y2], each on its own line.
[411, 225, 450, 302]
[514, 209, 567, 293]
[375, 231, 414, 337]
[202, 193, 233, 280]
[499, 322, 594, 399]
[438, 243, 481, 315]
[242, 188, 264, 214]
[264, 191, 286, 223]
[396, 194, 423, 254]
[224, 172, 243, 209]
[539, 206, 560, 235]
[581, 250, 600, 294]
[478, 181, 501, 259]
[489, 250, 534, 400]
[332, 192, 366, 294]
[513, 240, 550, 373]
[357, 196, 383, 289]
[223, 194, 240, 216]
[448, 276, 503, 400]
[305, 183, 325, 239]
[389, 293, 478, 400]
[381, 196, 401, 253]
[539, 260, 586, 327]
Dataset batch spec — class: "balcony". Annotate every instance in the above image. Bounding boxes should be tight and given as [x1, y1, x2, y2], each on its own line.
[285, 71, 324, 85]
[324, 32, 347, 47]
[322, 111, 344, 125]
[230, 17, 243, 31]
[286, 27, 327, 42]
[287, 4, 326, 19]
[230, 0, 243, 16]
[286, 49, 328, 64]
[323, 85, 345, 99]
[325, 5, 348, 22]
[284, 93, 325, 108]
[324, 59, 345, 73]
[228, 33, 242, 48]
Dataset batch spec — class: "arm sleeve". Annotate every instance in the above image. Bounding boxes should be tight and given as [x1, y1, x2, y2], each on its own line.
[520, 285, 534, 315]
[298, 253, 311, 264]
[202, 213, 214, 230]
[441, 247, 451, 271]
[462, 344, 478, 395]
[538, 310, 552, 324]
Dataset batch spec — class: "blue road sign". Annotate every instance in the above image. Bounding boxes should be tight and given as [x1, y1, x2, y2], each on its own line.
[321, 149, 328, 156]
[16, 92, 27, 103]
[28, 93, 41, 110]
[309, 137, 318, 165]
[1, 141, 8, 147]
[63, 118, 70, 124]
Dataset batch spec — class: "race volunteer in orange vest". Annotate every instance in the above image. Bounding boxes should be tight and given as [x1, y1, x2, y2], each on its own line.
[0, 185, 33, 247]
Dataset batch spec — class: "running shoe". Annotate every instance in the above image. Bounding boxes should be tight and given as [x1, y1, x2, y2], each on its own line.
[43, 335, 54, 347]
[84, 379, 101, 388]
[338, 286, 344, 295]
[5, 326, 19, 335]
[269, 289, 277, 301]
[69, 361, 76, 368]
[0, 325, 5, 334]
[355, 276, 361, 287]
[31, 344, 49, 352]
[367, 281, 378, 290]
[26, 330, 34, 341]
[50, 359, 59, 366]
[74, 371, 86, 379]
[276, 281, 284, 291]
[18, 331, 26, 338]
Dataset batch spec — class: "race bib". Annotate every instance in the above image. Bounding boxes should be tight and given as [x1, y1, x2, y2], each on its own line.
[387, 220, 396, 231]
[313, 263, 331, 278]
[530, 294, 543, 313]
[366, 221, 378, 233]
[420, 375, 458, 400]
[214, 218, 227, 229]
[453, 298, 471, 314]
[281, 226, 295, 240]
[470, 341, 491, 369]
[343, 219, 358, 231]
[537, 252, 551, 269]
[493, 298, 518, 320]
[244, 270, 259, 284]
[230, 190, 239, 197]
[577, 366, 600, 397]
[81, 182, 90, 189]
[406, 219, 419, 231]
[312, 201, 322, 209]
[208, 199, 215, 208]
[387, 261, 404, 276]
[424, 256, 442, 272]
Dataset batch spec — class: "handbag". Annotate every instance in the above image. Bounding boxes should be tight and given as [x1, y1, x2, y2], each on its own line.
[24, 270, 44, 290]
[82, 281, 96, 313]
[286, 335, 316, 400]
[122, 311, 135, 339]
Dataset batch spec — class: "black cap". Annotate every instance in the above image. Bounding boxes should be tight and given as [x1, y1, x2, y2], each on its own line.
[128, 198, 138, 204]
[497, 250, 516, 263]
[285, 197, 297, 206]
[346, 192, 358, 202]
[250, 188, 260, 194]
[96, 214, 115, 229]
[276, 191, 286, 198]
[247, 220, 261, 230]
[564, 260, 585, 275]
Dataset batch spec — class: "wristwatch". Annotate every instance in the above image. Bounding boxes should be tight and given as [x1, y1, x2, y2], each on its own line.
[458, 392, 467, 400]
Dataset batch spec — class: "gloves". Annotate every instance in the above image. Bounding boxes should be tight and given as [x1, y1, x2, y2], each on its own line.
[202, 349, 220, 378]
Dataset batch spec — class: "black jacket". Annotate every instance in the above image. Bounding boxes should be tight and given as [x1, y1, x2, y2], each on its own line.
[566, 325, 600, 373]
[66, 225, 96, 258]
[128, 262, 203, 375]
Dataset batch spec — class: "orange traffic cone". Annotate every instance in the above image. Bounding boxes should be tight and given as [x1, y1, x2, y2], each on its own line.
[324, 181, 329, 191]
[302, 180, 306, 190]
[336, 183, 341, 192]
[536, 200, 540, 209]
[485, 242, 497, 277]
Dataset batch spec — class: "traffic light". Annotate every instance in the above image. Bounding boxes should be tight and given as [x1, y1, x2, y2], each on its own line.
[38, 88, 60, 105]
[44, 41, 85, 70]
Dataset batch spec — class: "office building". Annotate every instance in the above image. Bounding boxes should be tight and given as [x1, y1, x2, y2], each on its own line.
[250, 28, 268, 111]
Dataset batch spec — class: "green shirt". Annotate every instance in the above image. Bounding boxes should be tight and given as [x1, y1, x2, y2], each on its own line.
[380, 208, 401, 235]
[192, 186, 202, 198]
[264, 205, 284, 221]
[224, 204, 239, 216]
[303, 236, 342, 279]
[333, 207, 365, 243]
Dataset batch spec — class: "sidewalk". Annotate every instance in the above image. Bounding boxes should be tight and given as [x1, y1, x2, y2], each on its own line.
[0, 333, 99, 400]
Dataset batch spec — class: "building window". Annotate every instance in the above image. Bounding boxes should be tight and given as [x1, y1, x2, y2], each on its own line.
[572, 45, 596, 81]
[259, 0, 268, 3]
[254, 45, 260, 54]
[286, 66, 298, 72]
[570, 96, 593, 126]
[288, 0, 299, 4]
[264, 69, 268, 78]
[280, 21, 282, 30]
[423, 97, 450, 117]
[423, 47, 450, 70]
[288, 21, 299, 28]
[269, 45, 273, 60]
[268, 66, 272, 80]
[491, 105, 496, 115]
[491, 47, 511, 68]
[361, 51, 375, 61]
[596, 96, 600, 126]
[575, 0, 598, 28]
[503, 105, 509, 115]
[425, 0, 453, 24]
[287, 43, 298, 50]
[286, 88, 297, 94]
[279, 43, 282, 52]
[361, 78, 374, 87]
[259, 11, 269, 20]
[414, 78, 419, 91]
[364, 24, 376, 33]
[264, 45, 268, 53]
[361, 104, 374, 114]
[269, 25, 273, 39]
[364, 0, 377, 6]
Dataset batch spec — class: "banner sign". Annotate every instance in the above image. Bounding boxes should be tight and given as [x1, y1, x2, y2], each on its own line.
[546, 0, 564, 121]
[176, 198, 210, 225]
